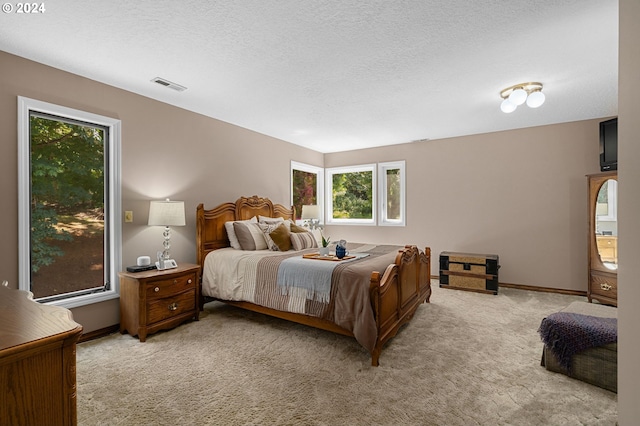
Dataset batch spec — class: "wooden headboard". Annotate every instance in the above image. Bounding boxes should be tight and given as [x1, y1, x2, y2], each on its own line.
[196, 195, 295, 266]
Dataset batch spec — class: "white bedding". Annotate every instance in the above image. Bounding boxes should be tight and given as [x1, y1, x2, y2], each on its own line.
[203, 247, 275, 301]
[201, 244, 405, 352]
[202, 247, 322, 314]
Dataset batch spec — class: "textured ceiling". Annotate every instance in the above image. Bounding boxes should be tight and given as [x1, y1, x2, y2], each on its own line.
[0, 0, 618, 153]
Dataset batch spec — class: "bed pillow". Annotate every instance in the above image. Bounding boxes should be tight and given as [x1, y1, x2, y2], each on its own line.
[259, 215, 286, 225]
[290, 231, 318, 250]
[233, 221, 268, 250]
[260, 222, 291, 251]
[225, 217, 258, 249]
[288, 221, 309, 233]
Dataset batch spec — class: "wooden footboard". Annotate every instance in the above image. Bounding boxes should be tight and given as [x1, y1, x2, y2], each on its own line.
[370, 246, 431, 366]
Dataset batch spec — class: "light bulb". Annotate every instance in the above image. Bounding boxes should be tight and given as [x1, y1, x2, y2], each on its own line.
[508, 88, 527, 106]
[501, 99, 517, 113]
[526, 90, 545, 108]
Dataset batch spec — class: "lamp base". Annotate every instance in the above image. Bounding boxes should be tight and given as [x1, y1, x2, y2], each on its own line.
[155, 259, 178, 270]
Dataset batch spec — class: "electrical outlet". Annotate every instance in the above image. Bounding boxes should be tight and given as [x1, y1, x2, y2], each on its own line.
[124, 211, 133, 223]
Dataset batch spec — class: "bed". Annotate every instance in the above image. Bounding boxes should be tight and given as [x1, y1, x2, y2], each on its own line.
[196, 195, 432, 366]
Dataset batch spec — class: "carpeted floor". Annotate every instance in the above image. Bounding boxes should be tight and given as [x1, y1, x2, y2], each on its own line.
[76, 282, 617, 425]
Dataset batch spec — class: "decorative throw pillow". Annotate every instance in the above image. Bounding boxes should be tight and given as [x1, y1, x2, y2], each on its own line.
[260, 222, 291, 251]
[233, 221, 268, 250]
[225, 217, 257, 249]
[289, 222, 309, 233]
[290, 231, 318, 250]
[258, 222, 281, 251]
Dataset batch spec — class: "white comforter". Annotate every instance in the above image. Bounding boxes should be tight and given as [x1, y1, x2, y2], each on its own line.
[201, 244, 403, 353]
[202, 247, 286, 301]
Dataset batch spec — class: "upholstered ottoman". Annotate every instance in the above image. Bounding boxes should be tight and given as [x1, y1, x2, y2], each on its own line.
[540, 301, 617, 393]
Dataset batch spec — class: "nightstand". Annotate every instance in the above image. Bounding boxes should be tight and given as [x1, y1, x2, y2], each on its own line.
[118, 263, 200, 342]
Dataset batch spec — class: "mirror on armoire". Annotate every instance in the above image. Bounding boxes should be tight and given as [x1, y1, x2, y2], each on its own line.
[595, 178, 618, 270]
[588, 172, 618, 306]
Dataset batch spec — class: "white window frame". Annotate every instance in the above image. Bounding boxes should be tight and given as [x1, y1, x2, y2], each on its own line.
[18, 96, 122, 309]
[326, 164, 376, 226]
[378, 160, 406, 226]
[290, 161, 324, 224]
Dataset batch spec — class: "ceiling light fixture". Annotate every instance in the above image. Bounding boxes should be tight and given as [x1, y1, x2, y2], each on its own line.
[500, 82, 545, 113]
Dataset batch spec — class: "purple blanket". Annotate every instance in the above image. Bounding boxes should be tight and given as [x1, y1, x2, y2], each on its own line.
[538, 312, 617, 372]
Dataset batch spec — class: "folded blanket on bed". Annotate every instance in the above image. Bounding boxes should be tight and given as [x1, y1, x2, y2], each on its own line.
[277, 253, 369, 303]
[538, 312, 617, 372]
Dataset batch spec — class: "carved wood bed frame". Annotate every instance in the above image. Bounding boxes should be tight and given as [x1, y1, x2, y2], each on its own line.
[196, 195, 432, 366]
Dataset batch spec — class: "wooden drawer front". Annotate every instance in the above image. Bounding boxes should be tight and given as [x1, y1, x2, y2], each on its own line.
[590, 273, 618, 299]
[596, 236, 617, 263]
[146, 273, 196, 299]
[147, 290, 196, 324]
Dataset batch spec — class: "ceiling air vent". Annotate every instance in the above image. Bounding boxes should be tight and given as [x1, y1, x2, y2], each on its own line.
[151, 77, 187, 92]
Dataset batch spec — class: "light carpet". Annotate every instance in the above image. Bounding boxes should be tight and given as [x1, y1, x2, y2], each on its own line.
[77, 282, 617, 425]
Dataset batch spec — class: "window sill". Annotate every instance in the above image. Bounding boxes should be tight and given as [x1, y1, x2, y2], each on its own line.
[42, 289, 120, 309]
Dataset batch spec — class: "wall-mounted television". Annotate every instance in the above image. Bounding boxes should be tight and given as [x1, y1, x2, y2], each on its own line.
[599, 118, 618, 172]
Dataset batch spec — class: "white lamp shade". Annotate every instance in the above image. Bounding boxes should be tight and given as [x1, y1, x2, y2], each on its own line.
[526, 90, 546, 108]
[508, 88, 527, 106]
[148, 200, 186, 226]
[500, 99, 517, 113]
[301, 204, 319, 219]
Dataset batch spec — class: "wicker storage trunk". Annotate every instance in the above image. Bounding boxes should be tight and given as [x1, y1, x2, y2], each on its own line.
[439, 251, 500, 294]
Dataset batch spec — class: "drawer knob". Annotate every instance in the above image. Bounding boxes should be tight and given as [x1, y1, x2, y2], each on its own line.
[168, 302, 178, 311]
[154, 287, 160, 292]
[188, 279, 192, 284]
[600, 283, 612, 291]
[173, 279, 178, 285]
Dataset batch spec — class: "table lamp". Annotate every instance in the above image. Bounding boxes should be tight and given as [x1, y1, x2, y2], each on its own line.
[301, 204, 321, 230]
[148, 199, 185, 269]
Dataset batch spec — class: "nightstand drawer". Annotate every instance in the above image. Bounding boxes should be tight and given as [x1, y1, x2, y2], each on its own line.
[146, 272, 196, 299]
[147, 290, 196, 324]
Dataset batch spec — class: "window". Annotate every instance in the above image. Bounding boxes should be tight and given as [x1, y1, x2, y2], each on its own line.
[326, 164, 376, 225]
[293, 160, 405, 227]
[18, 97, 121, 308]
[291, 161, 324, 223]
[378, 161, 406, 226]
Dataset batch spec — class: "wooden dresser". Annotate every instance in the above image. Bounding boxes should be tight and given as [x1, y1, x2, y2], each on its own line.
[119, 263, 200, 341]
[0, 284, 83, 426]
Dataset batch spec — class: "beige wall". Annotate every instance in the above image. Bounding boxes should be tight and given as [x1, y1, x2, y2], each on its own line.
[325, 120, 602, 291]
[617, 0, 640, 421]
[0, 50, 612, 316]
[0, 51, 322, 332]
